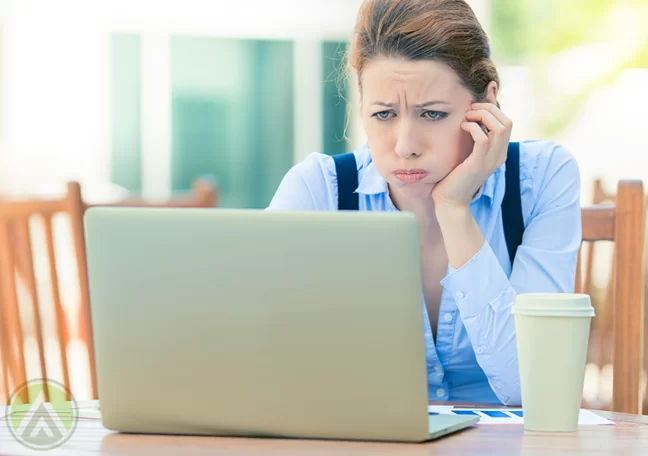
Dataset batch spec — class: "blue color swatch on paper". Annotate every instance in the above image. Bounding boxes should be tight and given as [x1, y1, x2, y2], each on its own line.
[480, 410, 509, 418]
[452, 410, 480, 416]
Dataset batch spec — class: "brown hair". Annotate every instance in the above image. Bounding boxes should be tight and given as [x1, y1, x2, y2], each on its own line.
[348, 0, 499, 102]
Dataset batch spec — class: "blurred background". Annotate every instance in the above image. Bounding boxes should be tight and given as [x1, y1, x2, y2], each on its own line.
[0, 0, 647, 407]
[2, 0, 646, 206]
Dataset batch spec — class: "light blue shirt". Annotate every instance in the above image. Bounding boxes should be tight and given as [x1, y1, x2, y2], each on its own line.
[267, 140, 581, 405]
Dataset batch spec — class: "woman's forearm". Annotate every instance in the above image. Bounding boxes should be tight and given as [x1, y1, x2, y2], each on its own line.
[435, 203, 485, 269]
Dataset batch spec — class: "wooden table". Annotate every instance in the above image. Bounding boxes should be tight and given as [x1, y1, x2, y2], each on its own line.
[1, 401, 646, 455]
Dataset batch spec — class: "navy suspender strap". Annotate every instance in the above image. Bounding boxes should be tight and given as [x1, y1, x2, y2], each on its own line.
[333, 143, 524, 265]
[333, 152, 359, 211]
[502, 142, 524, 266]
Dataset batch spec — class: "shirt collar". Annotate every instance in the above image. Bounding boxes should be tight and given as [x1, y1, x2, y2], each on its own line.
[355, 149, 497, 206]
[356, 161, 388, 195]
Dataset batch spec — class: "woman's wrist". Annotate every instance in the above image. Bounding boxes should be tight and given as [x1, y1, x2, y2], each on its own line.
[434, 200, 472, 222]
[435, 202, 485, 269]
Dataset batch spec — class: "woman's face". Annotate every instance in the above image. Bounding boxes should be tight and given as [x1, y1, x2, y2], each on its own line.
[360, 57, 478, 200]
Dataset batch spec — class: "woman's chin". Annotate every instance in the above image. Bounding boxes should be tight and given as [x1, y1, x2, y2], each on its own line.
[391, 181, 435, 199]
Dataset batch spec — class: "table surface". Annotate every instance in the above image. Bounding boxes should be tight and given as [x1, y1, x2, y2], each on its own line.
[1, 401, 646, 455]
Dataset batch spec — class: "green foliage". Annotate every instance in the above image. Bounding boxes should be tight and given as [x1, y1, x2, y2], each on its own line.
[490, 0, 648, 137]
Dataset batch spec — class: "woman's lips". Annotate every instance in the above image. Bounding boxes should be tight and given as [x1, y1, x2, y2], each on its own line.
[393, 169, 428, 184]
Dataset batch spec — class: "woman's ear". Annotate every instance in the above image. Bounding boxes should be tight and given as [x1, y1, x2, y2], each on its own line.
[485, 81, 499, 106]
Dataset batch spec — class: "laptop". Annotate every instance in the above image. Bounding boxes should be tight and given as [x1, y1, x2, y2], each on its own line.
[84, 207, 479, 442]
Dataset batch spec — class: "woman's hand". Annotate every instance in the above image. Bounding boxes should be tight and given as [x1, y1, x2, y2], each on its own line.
[431, 102, 513, 211]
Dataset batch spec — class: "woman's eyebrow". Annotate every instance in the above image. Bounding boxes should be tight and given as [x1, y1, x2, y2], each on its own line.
[371, 101, 394, 107]
[370, 101, 451, 107]
[415, 101, 451, 108]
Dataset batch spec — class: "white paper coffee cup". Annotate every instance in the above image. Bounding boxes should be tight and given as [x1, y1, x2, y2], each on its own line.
[512, 293, 595, 432]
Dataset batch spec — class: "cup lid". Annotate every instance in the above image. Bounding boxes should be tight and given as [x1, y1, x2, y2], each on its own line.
[511, 293, 595, 317]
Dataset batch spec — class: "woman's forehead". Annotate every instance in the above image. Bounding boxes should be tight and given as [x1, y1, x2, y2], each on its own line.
[360, 58, 470, 104]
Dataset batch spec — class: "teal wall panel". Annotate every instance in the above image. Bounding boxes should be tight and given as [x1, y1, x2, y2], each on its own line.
[111, 34, 142, 191]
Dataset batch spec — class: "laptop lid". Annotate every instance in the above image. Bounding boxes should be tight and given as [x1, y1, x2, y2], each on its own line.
[84, 207, 431, 442]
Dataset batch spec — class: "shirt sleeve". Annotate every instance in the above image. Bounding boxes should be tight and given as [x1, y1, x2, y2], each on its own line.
[440, 144, 582, 405]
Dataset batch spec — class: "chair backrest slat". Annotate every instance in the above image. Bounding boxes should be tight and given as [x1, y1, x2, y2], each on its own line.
[0, 221, 29, 404]
[0, 333, 9, 404]
[575, 245, 583, 294]
[66, 182, 98, 400]
[18, 217, 52, 403]
[42, 214, 72, 401]
[611, 181, 645, 414]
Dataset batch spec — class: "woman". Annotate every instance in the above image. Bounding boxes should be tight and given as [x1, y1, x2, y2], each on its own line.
[268, 0, 581, 406]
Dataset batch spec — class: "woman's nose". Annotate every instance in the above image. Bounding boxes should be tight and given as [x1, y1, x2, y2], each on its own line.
[394, 122, 422, 159]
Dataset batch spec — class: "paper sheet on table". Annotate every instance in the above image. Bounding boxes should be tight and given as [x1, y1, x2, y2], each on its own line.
[428, 406, 615, 425]
[1, 400, 102, 421]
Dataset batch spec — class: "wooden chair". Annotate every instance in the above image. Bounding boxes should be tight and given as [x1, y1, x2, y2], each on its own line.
[1, 177, 219, 404]
[87, 177, 219, 209]
[584, 178, 648, 414]
[575, 180, 645, 415]
[0, 182, 94, 404]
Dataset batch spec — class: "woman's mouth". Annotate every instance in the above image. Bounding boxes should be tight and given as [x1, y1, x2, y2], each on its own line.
[392, 169, 428, 184]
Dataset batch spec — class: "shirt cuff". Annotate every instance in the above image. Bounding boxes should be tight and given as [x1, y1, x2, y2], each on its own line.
[440, 241, 510, 318]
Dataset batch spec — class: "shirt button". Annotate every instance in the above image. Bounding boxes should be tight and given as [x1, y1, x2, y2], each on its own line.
[436, 388, 446, 398]
[476, 347, 485, 355]
[434, 365, 443, 373]
[443, 313, 453, 322]
[455, 290, 465, 299]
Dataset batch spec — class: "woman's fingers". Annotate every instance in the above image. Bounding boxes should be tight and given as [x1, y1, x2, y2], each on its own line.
[470, 102, 513, 129]
[460, 121, 489, 143]
[464, 109, 504, 134]
[460, 121, 490, 162]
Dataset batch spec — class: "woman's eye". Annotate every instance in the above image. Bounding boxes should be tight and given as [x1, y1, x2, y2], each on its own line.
[372, 111, 393, 120]
[423, 111, 448, 121]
